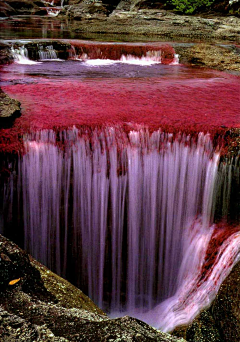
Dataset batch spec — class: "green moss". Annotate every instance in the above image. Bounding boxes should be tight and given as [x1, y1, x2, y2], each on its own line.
[31, 258, 105, 316]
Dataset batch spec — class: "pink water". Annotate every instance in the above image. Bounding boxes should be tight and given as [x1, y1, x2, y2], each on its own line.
[0, 59, 239, 153]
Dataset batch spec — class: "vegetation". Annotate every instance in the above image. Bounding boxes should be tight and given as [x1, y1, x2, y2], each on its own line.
[168, 0, 215, 14]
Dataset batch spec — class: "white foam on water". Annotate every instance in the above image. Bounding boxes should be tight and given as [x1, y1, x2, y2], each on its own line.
[120, 55, 161, 65]
[84, 59, 118, 66]
[11, 46, 41, 65]
[40, 59, 64, 62]
[14, 58, 41, 65]
[170, 54, 180, 65]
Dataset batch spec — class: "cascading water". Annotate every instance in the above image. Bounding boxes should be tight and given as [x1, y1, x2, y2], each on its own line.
[1, 127, 239, 332]
[1, 39, 240, 334]
[38, 45, 58, 60]
[10, 45, 39, 65]
[8, 41, 178, 65]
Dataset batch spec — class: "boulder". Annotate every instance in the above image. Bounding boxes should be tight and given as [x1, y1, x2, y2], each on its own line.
[0, 88, 21, 127]
[66, 0, 110, 20]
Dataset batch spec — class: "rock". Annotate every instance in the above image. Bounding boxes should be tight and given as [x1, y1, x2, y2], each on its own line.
[0, 235, 187, 341]
[67, 0, 110, 20]
[0, 0, 47, 16]
[68, 8, 240, 44]
[0, 88, 21, 127]
[174, 43, 240, 71]
[172, 261, 240, 342]
[0, 43, 14, 65]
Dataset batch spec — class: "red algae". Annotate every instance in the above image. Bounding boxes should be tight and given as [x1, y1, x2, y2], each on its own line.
[69, 42, 175, 64]
[199, 223, 240, 284]
[1, 75, 239, 153]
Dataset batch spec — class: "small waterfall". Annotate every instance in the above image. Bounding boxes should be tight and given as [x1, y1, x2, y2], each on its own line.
[120, 51, 179, 65]
[38, 45, 58, 60]
[10, 45, 39, 65]
[70, 42, 178, 65]
[47, 8, 61, 17]
[1, 127, 239, 331]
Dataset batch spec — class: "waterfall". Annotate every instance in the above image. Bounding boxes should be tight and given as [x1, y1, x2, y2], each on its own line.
[1, 127, 239, 331]
[38, 45, 58, 60]
[9, 41, 179, 65]
[10, 45, 40, 65]
[69, 42, 178, 65]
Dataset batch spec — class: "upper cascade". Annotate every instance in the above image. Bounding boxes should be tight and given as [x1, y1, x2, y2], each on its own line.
[8, 41, 178, 65]
[69, 41, 178, 64]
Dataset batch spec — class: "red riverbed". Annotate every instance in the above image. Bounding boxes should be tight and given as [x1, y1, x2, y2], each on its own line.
[1, 74, 240, 153]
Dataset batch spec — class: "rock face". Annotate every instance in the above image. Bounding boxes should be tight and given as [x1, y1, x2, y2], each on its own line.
[0, 88, 21, 127]
[172, 261, 240, 342]
[0, 234, 186, 342]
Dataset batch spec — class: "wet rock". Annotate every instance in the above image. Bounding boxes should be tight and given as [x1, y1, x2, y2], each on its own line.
[172, 261, 240, 342]
[0, 235, 186, 341]
[0, 88, 21, 127]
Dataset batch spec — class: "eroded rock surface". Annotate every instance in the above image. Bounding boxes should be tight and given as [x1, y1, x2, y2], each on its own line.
[0, 235, 186, 341]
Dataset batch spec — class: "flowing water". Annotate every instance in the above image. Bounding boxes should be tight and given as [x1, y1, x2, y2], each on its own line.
[0, 37, 240, 332]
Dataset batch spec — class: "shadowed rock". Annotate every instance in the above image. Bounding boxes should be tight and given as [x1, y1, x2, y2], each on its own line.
[0, 235, 187, 341]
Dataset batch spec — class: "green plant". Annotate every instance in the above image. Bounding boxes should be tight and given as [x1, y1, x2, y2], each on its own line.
[169, 0, 215, 14]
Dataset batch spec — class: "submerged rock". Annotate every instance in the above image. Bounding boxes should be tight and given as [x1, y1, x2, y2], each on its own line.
[0, 235, 186, 341]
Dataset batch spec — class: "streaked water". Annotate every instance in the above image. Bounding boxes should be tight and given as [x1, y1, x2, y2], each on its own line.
[1, 128, 237, 332]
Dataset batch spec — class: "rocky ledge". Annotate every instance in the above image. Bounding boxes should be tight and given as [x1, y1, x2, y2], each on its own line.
[0, 234, 186, 342]
[0, 234, 239, 341]
[67, 6, 240, 43]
